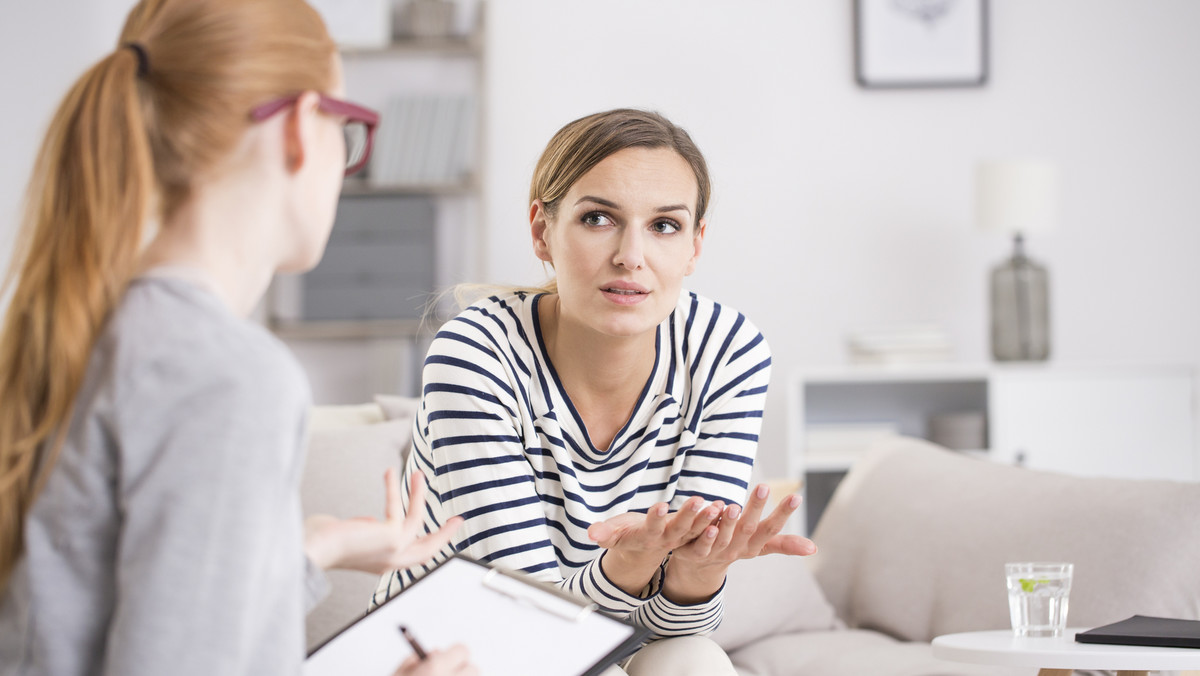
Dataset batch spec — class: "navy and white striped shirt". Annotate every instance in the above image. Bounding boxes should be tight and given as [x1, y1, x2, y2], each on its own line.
[373, 290, 771, 638]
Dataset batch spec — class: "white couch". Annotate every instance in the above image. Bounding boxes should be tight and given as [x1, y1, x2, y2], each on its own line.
[301, 400, 1200, 675]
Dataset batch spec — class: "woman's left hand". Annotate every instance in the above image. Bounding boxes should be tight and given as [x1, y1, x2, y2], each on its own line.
[304, 469, 463, 574]
[662, 483, 816, 603]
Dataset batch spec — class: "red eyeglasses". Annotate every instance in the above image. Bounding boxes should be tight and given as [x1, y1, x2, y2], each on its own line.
[250, 93, 380, 176]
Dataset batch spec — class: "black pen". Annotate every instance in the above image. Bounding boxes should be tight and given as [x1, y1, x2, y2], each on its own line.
[398, 625, 428, 660]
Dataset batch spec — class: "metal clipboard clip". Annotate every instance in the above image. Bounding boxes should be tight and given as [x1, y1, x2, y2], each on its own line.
[481, 567, 597, 623]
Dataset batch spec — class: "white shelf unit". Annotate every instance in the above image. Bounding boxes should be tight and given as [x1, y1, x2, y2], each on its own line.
[267, 23, 485, 404]
[789, 363, 1197, 534]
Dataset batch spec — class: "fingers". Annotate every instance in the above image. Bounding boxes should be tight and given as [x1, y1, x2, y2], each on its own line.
[711, 503, 741, 551]
[745, 493, 802, 553]
[587, 511, 648, 548]
[725, 484, 769, 552]
[392, 517, 463, 569]
[426, 644, 474, 675]
[383, 468, 405, 521]
[394, 644, 475, 676]
[663, 496, 715, 544]
[686, 501, 723, 543]
[760, 534, 818, 557]
[643, 502, 670, 537]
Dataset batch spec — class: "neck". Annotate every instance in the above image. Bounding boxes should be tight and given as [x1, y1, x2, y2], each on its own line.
[139, 172, 284, 318]
[539, 295, 657, 401]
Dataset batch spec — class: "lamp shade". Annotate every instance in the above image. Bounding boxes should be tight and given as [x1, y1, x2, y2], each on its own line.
[976, 160, 1059, 235]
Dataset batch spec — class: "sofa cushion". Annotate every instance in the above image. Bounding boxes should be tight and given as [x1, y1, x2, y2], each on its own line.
[300, 399, 419, 650]
[810, 437, 1200, 643]
[728, 629, 1029, 676]
[374, 394, 421, 425]
[711, 553, 842, 653]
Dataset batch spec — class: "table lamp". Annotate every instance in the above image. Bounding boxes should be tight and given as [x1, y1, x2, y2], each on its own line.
[976, 160, 1059, 361]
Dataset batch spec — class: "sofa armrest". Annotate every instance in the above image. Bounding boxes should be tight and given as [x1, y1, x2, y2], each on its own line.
[810, 436, 1200, 642]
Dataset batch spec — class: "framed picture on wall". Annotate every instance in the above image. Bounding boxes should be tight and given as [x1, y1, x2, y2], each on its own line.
[854, 0, 989, 89]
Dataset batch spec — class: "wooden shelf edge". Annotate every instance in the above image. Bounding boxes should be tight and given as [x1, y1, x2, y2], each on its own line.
[340, 179, 476, 197]
[340, 35, 480, 58]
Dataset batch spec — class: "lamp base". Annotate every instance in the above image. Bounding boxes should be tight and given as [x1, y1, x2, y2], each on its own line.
[990, 235, 1051, 362]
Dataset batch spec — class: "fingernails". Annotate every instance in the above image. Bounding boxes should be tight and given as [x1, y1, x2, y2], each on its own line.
[728, 505, 741, 520]
[787, 494, 802, 509]
[689, 499, 703, 512]
[706, 526, 717, 539]
[656, 504, 669, 517]
[756, 484, 769, 499]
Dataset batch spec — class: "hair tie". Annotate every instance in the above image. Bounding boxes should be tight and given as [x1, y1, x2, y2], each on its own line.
[124, 42, 150, 78]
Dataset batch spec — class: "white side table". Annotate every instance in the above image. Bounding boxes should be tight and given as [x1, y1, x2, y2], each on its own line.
[932, 629, 1200, 676]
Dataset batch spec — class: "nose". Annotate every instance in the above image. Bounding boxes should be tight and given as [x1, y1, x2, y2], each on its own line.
[612, 226, 645, 270]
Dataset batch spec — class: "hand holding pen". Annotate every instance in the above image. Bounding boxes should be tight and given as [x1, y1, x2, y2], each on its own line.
[394, 626, 478, 676]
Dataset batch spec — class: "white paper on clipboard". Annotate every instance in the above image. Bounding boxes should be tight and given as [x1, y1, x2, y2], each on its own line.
[305, 556, 646, 676]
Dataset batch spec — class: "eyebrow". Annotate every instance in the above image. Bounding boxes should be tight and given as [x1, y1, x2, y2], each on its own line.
[575, 195, 692, 216]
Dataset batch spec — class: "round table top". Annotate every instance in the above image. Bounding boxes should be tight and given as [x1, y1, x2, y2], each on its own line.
[932, 629, 1200, 670]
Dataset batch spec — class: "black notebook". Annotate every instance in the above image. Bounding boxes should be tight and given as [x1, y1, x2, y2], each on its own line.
[1075, 615, 1200, 649]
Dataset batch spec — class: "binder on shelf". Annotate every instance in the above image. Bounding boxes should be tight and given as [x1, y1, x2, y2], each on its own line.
[1076, 615, 1200, 649]
[305, 555, 648, 676]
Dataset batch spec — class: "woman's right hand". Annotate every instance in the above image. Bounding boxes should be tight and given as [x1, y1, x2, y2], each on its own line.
[393, 644, 477, 676]
[585, 496, 724, 594]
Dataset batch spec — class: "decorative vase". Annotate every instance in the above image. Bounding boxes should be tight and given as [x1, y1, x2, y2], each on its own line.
[989, 234, 1050, 361]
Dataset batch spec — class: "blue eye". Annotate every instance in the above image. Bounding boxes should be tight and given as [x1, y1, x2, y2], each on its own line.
[652, 220, 682, 235]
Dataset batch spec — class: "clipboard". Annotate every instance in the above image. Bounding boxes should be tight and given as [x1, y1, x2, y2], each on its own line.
[305, 555, 650, 676]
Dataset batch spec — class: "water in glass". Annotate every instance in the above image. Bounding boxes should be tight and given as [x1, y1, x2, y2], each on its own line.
[1006, 564, 1072, 637]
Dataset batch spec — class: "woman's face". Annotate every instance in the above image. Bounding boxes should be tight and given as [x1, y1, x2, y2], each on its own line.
[281, 55, 347, 273]
[532, 146, 705, 340]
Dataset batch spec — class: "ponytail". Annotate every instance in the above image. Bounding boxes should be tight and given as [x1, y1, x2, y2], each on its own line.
[0, 47, 153, 589]
[0, 0, 335, 592]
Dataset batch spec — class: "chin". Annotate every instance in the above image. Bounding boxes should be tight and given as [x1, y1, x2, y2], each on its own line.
[594, 307, 669, 339]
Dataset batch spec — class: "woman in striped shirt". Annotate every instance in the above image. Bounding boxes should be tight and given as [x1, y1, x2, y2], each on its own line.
[377, 109, 816, 674]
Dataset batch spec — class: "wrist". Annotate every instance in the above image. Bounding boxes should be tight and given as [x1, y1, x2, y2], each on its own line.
[303, 518, 343, 570]
[662, 558, 726, 605]
[600, 549, 668, 596]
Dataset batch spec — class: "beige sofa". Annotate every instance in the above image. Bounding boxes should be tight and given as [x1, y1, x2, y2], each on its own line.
[301, 401, 1200, 675]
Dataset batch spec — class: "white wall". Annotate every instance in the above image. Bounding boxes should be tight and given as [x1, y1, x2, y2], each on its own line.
[2, 1, 1197, 472]
[0, 0, 131, 267]
[482, 1, 1200, 468]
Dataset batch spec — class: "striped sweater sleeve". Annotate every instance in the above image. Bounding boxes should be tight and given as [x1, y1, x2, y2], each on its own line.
[631, 314, 772, 636]
[373, 316, 664, 623]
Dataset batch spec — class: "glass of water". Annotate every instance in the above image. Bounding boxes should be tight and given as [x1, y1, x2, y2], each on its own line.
[1005, 562, 1073, 637]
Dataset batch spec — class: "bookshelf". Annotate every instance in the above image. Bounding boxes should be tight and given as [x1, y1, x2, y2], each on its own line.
[266, 4, 485, 401]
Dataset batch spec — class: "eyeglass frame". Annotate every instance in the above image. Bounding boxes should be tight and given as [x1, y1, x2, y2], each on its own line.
[249, 93, 380, 177]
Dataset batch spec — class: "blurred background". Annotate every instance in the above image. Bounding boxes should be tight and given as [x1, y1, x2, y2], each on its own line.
[2, 1, 1197, 511]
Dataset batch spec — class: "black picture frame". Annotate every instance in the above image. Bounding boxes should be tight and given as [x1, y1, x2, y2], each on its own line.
[854, 0, 989, 89]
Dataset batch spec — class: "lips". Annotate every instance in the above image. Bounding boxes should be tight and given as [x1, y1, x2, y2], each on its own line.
[601, 281, 649, 295]
[600, 281, 650, 305]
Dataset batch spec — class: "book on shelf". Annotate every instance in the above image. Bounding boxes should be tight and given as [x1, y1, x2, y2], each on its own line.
[845, 324, 954, 365]
[365, 93, 475, 189]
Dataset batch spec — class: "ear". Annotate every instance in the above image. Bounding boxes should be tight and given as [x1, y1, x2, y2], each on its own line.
[530, 200, 554, 264]
[684, 217, 706, 276]
[282, 91, 322, 174]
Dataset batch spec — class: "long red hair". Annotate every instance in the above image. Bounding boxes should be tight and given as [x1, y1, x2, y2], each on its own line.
[0, 0, 336, 590]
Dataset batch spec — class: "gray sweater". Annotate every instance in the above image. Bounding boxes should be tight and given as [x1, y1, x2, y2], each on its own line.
[0, 274, 321, 676]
